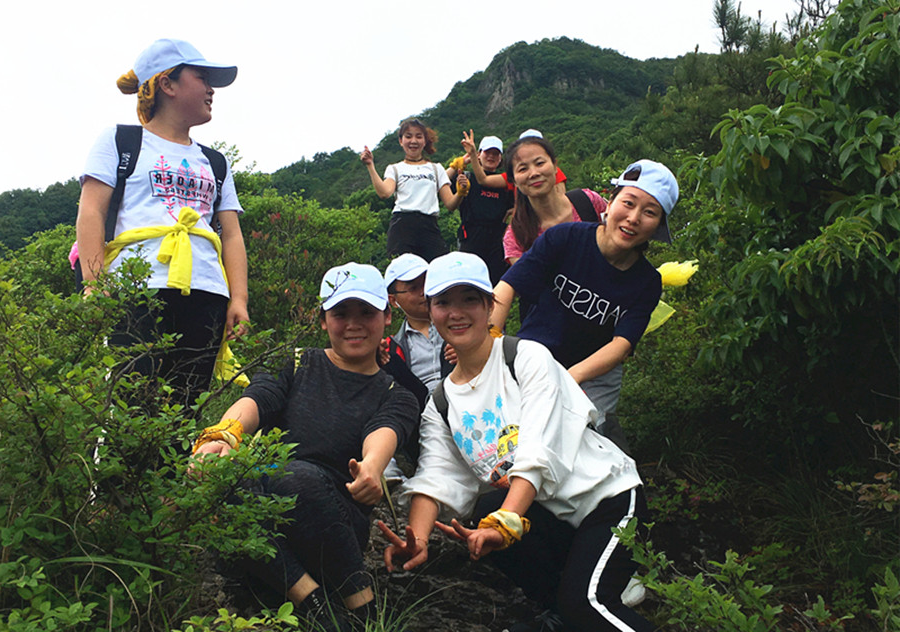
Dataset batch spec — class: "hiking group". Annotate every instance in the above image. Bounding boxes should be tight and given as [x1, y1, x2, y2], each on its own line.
[75, 37, 681, 632]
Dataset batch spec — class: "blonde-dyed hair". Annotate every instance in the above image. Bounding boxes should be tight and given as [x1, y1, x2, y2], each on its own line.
[116, 65, 183, 125]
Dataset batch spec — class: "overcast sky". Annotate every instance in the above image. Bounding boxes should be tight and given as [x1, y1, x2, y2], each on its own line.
[1, 0, 800, 192]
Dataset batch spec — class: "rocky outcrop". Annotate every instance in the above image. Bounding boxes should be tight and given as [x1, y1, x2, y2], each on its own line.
[484, 58, 524, 119]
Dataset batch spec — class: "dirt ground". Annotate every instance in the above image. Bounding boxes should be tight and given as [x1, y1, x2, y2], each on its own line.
[218, 463, 748, 631]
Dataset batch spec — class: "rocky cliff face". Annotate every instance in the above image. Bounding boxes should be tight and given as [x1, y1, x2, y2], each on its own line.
[484, 58, 523, 119]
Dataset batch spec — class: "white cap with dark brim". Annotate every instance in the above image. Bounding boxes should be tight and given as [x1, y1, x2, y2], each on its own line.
[135, 38, 237, 87]
[610, 159, 679, 243]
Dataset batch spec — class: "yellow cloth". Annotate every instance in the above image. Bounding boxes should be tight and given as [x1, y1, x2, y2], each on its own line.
[643, 260, 700, 335]
[104, 206, 224, 296]
[448, 156, 466, 172]
[103, 206, 249, 387]
[645, 300, 676, 334]
[215, 335, 250, 387]
[658, 260, 699, 287]
[478, 509, 531, 550]
[193, 417, 244, 454]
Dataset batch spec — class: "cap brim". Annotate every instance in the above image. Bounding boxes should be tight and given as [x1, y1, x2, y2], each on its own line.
[425, 279, 493, 297]
[202, 65, 238, 88]
[322, 292, 387, 311]
[396, 268, 427, 282]
[652, 216, 672, 243]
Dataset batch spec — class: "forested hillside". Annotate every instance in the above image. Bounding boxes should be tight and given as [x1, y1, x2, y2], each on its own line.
[0, 33, 788, 249]
[0, 179, 79, 253]
[268, 38, 677, 206]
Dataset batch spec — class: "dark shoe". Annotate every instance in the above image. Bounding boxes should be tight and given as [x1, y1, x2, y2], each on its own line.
[502, 609, 566, 632]
[301, 588, 352, 632]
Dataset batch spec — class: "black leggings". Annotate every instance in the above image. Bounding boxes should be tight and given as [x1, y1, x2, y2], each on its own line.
[386, 212, 448, 262]
[474, 487, 654, 632]
[109, 288, 227, 415]
[237, 460, 372, 600]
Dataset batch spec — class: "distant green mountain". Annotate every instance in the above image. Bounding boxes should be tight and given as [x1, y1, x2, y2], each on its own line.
[270, 37, 678, 206]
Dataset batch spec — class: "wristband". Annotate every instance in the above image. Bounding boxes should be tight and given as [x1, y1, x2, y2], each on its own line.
[478, 509, 531, 550]
[193, 418, 243, 454]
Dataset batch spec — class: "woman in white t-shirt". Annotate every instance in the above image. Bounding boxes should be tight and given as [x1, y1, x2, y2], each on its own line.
[379, 252, 654, 632]
[75, 38, 248, 413]
[360, 118, 461, 261]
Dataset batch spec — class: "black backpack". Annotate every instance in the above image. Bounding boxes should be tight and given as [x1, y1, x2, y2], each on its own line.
[73, 124, 228, 291]
[430, 335, 521, 426]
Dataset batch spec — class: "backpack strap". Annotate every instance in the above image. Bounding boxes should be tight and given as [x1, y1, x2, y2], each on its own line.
[386, 336, 406, 363]
[502, 335, 520, 381]
[432, 378, 450, 426]
[200, 144, 227, 211]
[390, 164, 399, 198]
[199, 143, 228, 234]
[104, 124, 143, 241]
[434, 335, 521, 426]
[566, 189, 598, 223]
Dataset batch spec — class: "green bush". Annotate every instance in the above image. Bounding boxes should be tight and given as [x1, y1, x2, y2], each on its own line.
[0, 258, 295, 630]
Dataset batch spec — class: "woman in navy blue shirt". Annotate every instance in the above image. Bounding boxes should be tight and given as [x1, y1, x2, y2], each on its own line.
[492, 157, 678, 451]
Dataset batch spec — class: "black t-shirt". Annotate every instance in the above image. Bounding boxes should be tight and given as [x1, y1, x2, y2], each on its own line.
[243, 349, 418, 502]
[452, 171, 514, 249]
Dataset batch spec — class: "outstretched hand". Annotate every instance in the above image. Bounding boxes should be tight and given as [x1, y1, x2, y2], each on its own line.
[378, 521, 429, 572]
[360, 145, 374, 165]
[435, 519, 504, 561]
[461, 130, 477, 157]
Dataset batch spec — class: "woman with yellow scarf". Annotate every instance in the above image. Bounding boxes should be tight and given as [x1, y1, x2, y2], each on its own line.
[75, 39, 248, 414]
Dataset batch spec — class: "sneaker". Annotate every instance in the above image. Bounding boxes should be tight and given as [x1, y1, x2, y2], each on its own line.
[301, 589, 352, 632]
[502, 609, 566, 632]
[383, 457, 407, 485]
[621, 576, 647, 607]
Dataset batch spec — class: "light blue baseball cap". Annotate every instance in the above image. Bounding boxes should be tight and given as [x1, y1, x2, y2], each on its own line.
[134, 39, 237, 87]
[425, 252, 493, 297]
[610, 159, 679, 243]
[320, 262, 388, 311]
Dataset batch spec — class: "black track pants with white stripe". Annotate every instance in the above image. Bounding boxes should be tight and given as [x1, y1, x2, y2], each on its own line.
[555, 487, 654, 631]
[476, 487, 655, 631]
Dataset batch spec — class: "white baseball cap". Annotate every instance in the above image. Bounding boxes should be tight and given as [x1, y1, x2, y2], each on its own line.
[319, 262, 388, 311]
[478, 136, 503, 152]
[425, 252, 493, 297]
[384, 253, 428, 290]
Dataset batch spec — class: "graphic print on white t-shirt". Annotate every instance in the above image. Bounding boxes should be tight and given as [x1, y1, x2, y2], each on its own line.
[148, 155, 216, 220]
[452, 394, 519, 488]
